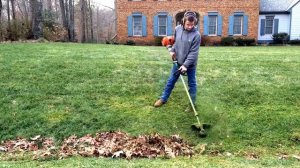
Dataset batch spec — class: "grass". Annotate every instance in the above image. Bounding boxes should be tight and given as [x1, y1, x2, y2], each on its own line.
[0, 43, 299, 167]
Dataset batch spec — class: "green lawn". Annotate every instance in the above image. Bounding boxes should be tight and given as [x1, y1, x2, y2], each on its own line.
[0, 43, 299, 167]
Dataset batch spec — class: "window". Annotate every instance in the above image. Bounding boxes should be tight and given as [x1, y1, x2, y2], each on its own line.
[204, 12, 222, 36]
[208, 15, 217, 35]
[133, 16, 142, 36]
[153, 13, 172, 36]
[229, 12, 248, 36]
[233, 15, 243, 35]
[265, 16, 274, 34]
[158, 15, 167, 36]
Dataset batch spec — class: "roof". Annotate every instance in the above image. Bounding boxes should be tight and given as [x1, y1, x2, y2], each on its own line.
[260, 0, 297, 12]
[287, 0, 300, 10]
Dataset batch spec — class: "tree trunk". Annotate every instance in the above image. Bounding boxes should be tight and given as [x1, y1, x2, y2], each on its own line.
[68, 0, 74, 41]
[47, 0, 52, 11]
[59, 0, 67, 29]
[0, 0, 2, 41]
[55, 0, 59, 20]
[88, 0, 93, 42]
[96, 7, 99, 42]
[31, 0, 43, 39]
[22, 0, 29, 22]
[7, 0, 11, 26]
[80, 0, 86, 42]
[10, 0, 17, 40]
[6, 0, 11, 39]
[10, 0, 16, 20]
[0, 0, 2, 20]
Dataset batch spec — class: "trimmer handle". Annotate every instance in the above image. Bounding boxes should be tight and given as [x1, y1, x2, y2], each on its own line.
[173, 60, 187, 76]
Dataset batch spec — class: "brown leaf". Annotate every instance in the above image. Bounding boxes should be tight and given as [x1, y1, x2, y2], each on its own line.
[292, 155, 300, 160]
[164, 145, 175, 158]
[0, 146, 7, 152]
[112, 150, 124, 158]
[30, 135, 41, 141]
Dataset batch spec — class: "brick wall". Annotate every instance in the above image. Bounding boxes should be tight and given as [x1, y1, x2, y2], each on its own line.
[116, 0, 260, 45]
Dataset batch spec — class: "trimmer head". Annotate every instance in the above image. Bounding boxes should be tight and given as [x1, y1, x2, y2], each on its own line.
[191, 123, 211, 137]
[191, 123, 211, 130]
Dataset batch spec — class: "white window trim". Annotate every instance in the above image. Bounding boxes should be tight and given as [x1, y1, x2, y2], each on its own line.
[133, 16, 142, 36]
[233, 15, 243, 36]
[208, 15, 218, 36]
[265, 16, 274, 35]
[158, 15, 167, 36]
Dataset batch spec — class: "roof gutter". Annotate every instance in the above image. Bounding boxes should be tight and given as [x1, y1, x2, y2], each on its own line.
[259, 11, 290, 14]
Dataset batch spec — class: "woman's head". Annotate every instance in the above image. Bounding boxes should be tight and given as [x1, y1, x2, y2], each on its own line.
[182, 11, 197, 31]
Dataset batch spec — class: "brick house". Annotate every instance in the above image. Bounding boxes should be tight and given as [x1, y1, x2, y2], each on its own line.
[115, 0, 260, 45]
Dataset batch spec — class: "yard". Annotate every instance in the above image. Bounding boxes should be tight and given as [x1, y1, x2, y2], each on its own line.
[0, 43, 299, 167]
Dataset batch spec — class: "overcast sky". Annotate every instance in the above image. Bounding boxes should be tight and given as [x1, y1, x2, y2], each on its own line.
[95, 0, 115, 9]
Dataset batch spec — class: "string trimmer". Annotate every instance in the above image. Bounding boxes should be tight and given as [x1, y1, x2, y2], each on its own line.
[173, 61, 211, 137]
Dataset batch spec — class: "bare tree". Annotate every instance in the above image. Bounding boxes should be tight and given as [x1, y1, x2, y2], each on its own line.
[69, 0, 74, 41]
[80, 0, 86, 42]
[0, 0, 2, 40]
[0, 0, 116, 42]
[0, 0, 2, 20]
[31, 0, 43, 39]
[59, 0, 67, 29]
[47, 0, 52, 11]
[88, 0, 93, 42]
[10, 0, 16, 20]
[21, 0, 30, 22]
[7, 0, 11, 27]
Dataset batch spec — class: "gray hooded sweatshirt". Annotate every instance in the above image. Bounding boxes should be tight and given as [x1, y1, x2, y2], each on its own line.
[170, 25, 201, 69]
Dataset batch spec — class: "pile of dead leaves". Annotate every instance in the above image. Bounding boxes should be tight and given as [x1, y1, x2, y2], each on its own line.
[0, 131, 194, 160]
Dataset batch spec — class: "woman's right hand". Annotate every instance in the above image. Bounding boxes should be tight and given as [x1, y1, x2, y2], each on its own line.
[170, 52, 176, 61]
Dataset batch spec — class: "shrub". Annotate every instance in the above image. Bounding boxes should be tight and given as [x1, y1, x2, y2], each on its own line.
[272, 32, 289, 44]
[235, 37, 256, 46]
[43, 24, 68, 42]
[201, 35, 210, 46]
[221, 37, 235, 46]
[125, 40, 135, 45]
[288, 39, 300, 45]
[154, 36, 163, 46]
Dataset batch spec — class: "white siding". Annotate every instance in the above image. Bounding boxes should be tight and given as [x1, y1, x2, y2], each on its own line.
[258, 14, 290, 41]
[290, 2, 300, 40]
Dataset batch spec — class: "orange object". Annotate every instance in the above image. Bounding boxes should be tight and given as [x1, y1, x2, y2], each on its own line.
[161, 36, 175, 47]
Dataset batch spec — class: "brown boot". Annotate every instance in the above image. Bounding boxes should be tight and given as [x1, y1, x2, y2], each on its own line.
[154, 99, 165, 107]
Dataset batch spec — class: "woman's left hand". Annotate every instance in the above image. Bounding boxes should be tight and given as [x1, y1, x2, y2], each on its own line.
[179, 65, 187, 73]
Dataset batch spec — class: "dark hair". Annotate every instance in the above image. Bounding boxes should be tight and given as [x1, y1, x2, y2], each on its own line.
[182, 11, 197, 25]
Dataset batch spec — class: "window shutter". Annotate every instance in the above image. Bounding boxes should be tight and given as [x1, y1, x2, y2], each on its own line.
[260, 19, 265, 36]
[228, 15, 234, 36]
[153, 15, 158, 36]
[243, 15, 248, 36]
[142, 15, 147, 36]
[167, 15, 173, 36]
[203, 15, 208, 36]
[274, 19, 279, 34]
[127, 15, 133, 37]
[217, 15, 222, 36]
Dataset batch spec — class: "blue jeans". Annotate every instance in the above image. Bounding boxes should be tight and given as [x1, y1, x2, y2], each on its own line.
[160, 64, 197, 104]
